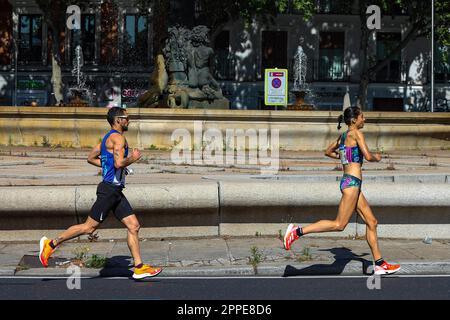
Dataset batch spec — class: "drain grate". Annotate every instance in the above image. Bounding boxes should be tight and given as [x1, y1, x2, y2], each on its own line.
[17, 254, 71, 270]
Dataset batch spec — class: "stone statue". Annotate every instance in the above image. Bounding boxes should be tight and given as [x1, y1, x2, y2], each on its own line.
[139, 25, 229, 109]
[164, 26, 190, 86]
[187, 26, 223, 99]
[137, 54, 168, 107]
[234, 30, 253, 81]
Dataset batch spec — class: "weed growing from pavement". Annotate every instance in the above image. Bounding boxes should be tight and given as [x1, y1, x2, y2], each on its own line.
[297, 247, 312, 262]
[85, 254, 107, 268]
[429, 158, 437, 166]
[72, 246, 90, 266]
[386, 159, 395, 170]
[88, 232, 99, 241]
[71, 246, 107, 268]
[249, 246, 263, 273]
[41, 136, 51, 147]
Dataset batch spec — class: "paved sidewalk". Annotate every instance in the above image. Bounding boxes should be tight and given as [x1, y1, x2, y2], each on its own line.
[1, 236, 450, 277]
[1, 146, 449, 277]
[1, 146, 450, 186]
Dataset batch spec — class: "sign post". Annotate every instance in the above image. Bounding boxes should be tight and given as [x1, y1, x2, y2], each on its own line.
[264, 68, 288, 108]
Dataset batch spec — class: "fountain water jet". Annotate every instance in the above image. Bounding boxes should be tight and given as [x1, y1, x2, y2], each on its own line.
[288, 45, 314, 111]
[66, 45, 92, 107]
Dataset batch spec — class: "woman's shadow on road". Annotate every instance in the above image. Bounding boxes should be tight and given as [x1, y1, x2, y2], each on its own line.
[283, 247, 373, 277]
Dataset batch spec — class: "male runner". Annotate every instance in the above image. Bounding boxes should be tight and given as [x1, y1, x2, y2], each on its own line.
[39, 107, 162, 279]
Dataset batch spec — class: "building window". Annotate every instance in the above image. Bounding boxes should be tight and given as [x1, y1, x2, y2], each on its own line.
[261, 31, 287, 78]
[318, 32, 345, 81]
[373, 98, 404, 111]
[123, 14, 148, 65]
[214, 30, 233, 80]
[376, 32, 401, 82]
[18, 15, 43, 64]
[71, 14, 95, 64]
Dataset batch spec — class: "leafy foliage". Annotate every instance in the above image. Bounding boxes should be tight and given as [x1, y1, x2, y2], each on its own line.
[195, 0, 315, 30]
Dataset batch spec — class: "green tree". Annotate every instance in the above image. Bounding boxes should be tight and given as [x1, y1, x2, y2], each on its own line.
[195, 0, 315, 47]
[196, 0, 449, 110]
[190, 0, 448, 111]
[135, 0, 316, 56]
[134, 0, 316, 107]
[356, 0, 450, 109]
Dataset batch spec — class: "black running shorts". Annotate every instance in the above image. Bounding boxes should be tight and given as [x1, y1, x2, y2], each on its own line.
[90, 181, 133, 223]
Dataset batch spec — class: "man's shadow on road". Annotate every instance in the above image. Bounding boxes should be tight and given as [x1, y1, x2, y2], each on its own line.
[283, 247, 373, 277]
[99, 255, 163, 282]
[99, 255, 133, 278]
[38, 255, 134, 283]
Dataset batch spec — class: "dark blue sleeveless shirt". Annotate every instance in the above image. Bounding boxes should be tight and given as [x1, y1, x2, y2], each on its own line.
[100, 130, 129, 187]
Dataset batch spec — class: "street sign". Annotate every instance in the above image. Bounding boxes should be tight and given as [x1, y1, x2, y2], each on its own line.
[264, 68, 288, 106]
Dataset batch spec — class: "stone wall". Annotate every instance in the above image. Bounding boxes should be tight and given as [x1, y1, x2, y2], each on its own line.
[0, 107, 449, 151]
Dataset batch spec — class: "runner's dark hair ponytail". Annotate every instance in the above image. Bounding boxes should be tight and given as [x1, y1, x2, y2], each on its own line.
[337, 114, 344, 130]
[338, 106, 361, 130]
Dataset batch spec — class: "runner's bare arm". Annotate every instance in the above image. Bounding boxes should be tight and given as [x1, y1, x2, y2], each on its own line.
[355, 130, 381, 162]
[87, 143, 102, 167]
[325, 136, 340, 160]
[112, 134, 141, 168]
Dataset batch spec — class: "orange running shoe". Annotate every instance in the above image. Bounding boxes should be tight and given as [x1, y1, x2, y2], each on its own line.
[284, 223, 299, 250]
[39, 236, 55, 268]
[374, 261, 401, 275]
[132, 264, 162, 280]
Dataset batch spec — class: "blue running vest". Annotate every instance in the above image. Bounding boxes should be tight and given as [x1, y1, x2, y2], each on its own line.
[100, 130, 129, 187]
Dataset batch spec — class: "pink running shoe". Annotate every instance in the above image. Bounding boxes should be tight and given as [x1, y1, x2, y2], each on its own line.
[284, 223, 299, 250]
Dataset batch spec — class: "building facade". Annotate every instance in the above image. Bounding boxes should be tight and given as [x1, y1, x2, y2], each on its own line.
[0, 0, 449, 111]
[0, 0, 153, 107]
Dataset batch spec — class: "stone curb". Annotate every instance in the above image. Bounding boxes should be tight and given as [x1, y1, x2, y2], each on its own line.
[2, 180, 450, 215]
[11, 262, 450, 277]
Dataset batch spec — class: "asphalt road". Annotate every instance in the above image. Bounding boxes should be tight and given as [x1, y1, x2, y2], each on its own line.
[0, 275, 449, 301]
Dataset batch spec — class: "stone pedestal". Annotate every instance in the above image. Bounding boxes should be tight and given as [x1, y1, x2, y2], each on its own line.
[188, 98, 229, 109]
[288, 90, 314, 111]
[66, 89, 89, 107]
